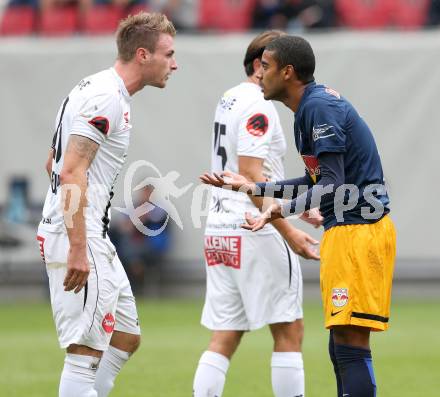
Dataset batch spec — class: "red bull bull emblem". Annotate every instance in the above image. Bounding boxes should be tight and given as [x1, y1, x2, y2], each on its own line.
[102, 313, 115, 333]
[332, 288, 348, 307]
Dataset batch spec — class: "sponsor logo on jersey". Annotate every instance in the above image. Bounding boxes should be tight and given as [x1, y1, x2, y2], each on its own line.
[102, 313, 115, 333]
[301, 154, 320, 183]
[204, 236, 241, 269]
[325, 87, 341, 99]
[88, 116, 109, 135]
[312, 124, 335, 142]
[124, 112, 129, 124]
[246, 113, 269, 137]
[211, 195, 230, 213]
[332, 288, 348, 307]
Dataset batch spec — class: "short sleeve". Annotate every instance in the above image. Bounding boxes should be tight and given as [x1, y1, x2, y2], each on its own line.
[70, 93, 120, 145]
[237, 102, 275, 159]
[304, 99, 346, 157]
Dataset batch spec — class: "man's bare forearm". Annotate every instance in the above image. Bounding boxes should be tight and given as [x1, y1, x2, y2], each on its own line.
[60, 135, 99, 250]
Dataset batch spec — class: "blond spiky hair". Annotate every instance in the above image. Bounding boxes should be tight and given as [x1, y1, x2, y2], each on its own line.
[116, 12, 176, 62]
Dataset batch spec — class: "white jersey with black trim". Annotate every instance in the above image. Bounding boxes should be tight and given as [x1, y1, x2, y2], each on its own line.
[205, 82, 287, 236]
[39, 67, 132, 237]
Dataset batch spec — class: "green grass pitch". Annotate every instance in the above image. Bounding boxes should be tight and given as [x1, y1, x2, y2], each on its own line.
[1, 299, 439, 396]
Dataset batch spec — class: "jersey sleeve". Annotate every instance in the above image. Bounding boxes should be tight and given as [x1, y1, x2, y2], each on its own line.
[304, 98, 346, 157]
[70, 93, 121, 145]
[236, 101, 275, 159]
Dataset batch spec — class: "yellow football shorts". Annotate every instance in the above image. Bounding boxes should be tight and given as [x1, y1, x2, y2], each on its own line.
[320, 215, 396, 331]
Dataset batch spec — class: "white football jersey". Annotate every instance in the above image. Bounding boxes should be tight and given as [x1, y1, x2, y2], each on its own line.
[39, 68, 132, 238]
[205, 82, 287, 235]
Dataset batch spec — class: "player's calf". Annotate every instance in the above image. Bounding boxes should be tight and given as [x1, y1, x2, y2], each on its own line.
[94, 332, 140, 397]
[270, 321, 305, 397]
[328, 330, 343, 397]
[60, 345, 102, 397]
[193, 331, 243, 397]
[332, 326, 376, 397]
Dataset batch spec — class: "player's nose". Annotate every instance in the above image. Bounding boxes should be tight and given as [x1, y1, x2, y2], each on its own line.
[171, 59, 178, 71]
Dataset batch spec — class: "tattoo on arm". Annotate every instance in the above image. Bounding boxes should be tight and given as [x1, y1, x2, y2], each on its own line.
[65, 135, 99, 165]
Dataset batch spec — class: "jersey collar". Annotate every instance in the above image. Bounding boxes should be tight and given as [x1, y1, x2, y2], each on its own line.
[110, 67, 131, 100]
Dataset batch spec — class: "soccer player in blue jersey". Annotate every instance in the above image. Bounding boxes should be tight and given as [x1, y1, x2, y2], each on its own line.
[201, 35, 396, 397]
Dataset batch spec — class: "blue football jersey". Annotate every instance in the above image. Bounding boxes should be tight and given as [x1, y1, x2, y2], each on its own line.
[294, 82, 390, 229]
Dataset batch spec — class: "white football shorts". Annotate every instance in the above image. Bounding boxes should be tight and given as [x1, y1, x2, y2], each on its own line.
[201, 232, 303, 331]
[36, 229, 140, 351]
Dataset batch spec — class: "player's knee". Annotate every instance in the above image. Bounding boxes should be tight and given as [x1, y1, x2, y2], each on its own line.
[332, 325, 370, 348]
[110, 331, 141, 354]
[127, 334, 141, 354]
[208, 332, 243, 358]
[66, 344, 103, 358]
[272, 320, 304, 351]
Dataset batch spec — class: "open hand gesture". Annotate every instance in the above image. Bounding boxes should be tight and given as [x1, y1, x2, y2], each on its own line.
[200, 171, 254, 193]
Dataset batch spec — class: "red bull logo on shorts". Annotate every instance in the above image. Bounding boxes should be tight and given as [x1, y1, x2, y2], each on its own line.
[102, 313, 115, 333]
[332, 288, 348, 307]
[204, 236, 242, 269]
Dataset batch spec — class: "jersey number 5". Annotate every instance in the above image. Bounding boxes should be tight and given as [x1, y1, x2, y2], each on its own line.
[214, 122, 227, 170]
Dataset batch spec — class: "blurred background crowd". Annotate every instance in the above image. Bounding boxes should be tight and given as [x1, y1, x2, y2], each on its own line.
[1, 0, 440, 35]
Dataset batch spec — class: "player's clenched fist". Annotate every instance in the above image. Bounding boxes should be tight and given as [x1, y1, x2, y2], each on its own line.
[64, 248, 90, 294]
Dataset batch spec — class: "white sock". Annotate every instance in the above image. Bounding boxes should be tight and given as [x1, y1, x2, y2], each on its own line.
[193, 351, 230, 397]
[271, 352, 305, 397]
[59, 354, 100, 397]
[94, 346, 130, 397]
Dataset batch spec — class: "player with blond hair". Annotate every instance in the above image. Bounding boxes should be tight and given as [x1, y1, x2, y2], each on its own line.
[37, 12, 177, 397]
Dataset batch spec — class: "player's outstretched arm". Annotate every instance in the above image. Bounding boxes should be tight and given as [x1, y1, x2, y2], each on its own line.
[60, 134, 99, 294]
[200, 171, 257, 194]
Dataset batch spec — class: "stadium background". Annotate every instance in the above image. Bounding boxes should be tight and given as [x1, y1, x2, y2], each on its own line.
[0, 1, 439, 396]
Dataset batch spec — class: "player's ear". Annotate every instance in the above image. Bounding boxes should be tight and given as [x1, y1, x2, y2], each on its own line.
[136, 47, 152, 64]
[252, 58, 262, 75]
[283, 64, 295, 81]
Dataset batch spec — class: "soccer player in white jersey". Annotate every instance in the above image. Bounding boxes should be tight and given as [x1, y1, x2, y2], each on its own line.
[193, 31, 321, 397]
[36, 13, 177, 397]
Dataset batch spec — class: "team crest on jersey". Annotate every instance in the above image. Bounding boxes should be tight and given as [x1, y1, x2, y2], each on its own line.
[246, 113, 268, 137]
[102, 313, 115, 333]
[301, 155, 320, 183]
[88, 116, 109, 135]
[204, 236, 241, 269]
[332, 288, 348, 307]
